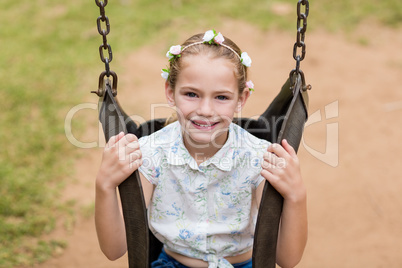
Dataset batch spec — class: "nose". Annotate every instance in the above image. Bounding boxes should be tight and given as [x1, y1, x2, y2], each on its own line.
[197, 98, 214, 117]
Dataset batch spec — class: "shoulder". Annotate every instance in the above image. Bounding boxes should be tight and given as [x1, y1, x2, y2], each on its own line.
[230, 123, 270, 151]
[139, 121, 180, 151]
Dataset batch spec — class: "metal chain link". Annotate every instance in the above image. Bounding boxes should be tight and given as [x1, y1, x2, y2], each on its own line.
[92, 0, 118, 97]
[92, 1, 309, 95]
[290, 0, 311, 91]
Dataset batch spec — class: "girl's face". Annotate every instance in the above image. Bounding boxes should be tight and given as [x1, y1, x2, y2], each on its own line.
[165, 54, 249, 151]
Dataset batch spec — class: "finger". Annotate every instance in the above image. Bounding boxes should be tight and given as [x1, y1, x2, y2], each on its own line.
[281, 139, 297, 158]
[129, 150, 142, 162]
[267, 142, 288, 158]
[260, 169, 287, 197]
[124, 136, 140, 156]
[261, 159, 277, 171]
[129, 158, 143, 170]
[261, 169, 273, 179]
[274, 157, 287, 169]
[106, 132, 125, 148]
[125, 133, 138, 142]
[263, 151, 281, 165]
[119, 133, 137, 145]
[261, 169, 280, 185]
[263, 152, 287, 168]
[125, 140, 140, 153]
[117, 134, 139, 151]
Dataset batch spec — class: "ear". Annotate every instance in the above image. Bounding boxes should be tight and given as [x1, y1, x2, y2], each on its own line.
[165, 81, 175, 107]
[235, 88, 250, 113]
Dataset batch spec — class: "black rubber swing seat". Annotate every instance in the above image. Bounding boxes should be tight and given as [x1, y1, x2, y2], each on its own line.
[97, 74, 308, 268]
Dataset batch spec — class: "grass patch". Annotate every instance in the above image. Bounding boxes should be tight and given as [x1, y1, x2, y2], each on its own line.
[0, 239, 67, 267]
[0, 0, 400, 267]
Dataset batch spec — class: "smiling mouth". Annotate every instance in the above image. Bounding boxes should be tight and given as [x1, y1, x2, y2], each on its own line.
[191, 120, 219, 128]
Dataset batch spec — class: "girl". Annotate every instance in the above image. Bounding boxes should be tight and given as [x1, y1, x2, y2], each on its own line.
[95, 30, 307, 268]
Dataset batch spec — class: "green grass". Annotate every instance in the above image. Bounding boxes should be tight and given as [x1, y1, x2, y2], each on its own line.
[0, 0, 400, 267]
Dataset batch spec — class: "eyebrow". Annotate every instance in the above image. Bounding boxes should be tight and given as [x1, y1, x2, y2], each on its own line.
[179, 87, 235, 95]
[215, 90, 235, 95]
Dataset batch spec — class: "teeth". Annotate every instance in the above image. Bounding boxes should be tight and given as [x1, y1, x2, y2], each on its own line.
[193, 121, 214, 127]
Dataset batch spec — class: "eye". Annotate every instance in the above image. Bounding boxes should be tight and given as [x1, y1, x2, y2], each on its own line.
[186, 92, 197, 98]
[216, 95, 228, 101]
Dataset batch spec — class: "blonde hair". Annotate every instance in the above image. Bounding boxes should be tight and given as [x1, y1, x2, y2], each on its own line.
[167, 33, 248, 95]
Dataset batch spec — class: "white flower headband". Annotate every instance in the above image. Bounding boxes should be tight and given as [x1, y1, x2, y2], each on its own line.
[161, 30, 254, 92]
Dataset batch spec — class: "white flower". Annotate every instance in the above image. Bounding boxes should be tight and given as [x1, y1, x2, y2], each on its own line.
[169, 45, 182, 55]
[203, 30, 215, 42]
[166, 45, 182, 60]
[166, 50, 173, 60]
[161, 69, 169, 80]
[214, 32, 225, 45]
[241, 52, 252, 67]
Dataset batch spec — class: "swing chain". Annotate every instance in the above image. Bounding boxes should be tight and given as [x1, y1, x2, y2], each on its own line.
[290, 0, 311, 92]
[92, 0, 118, 97]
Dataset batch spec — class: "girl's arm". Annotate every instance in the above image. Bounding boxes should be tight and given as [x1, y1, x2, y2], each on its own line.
[94, 132, 154, 260]
[258, 139, 308, 268]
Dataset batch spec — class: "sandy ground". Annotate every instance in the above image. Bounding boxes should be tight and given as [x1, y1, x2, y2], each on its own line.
[30, 21, 402, 267]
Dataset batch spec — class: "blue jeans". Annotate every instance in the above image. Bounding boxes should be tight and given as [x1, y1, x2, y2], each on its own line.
[151, 249, 252, 268]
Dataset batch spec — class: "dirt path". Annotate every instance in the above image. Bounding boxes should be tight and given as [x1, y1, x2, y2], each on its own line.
[34, 21, 402, 267]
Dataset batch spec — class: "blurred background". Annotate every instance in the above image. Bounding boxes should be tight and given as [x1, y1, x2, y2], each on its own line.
[1, 0, 402, 267]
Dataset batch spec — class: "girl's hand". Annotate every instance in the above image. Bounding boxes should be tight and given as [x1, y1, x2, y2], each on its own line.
[261, 139, 305, 203]
[96, 132, 142, 191]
